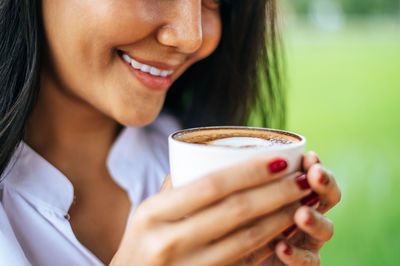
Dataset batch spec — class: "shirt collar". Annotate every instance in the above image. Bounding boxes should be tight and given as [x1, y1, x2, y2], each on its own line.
[106, 114, 180, 202]
[3, 142, 74, 214]
[2, 126, 144, 215]
[1, 114, 180, 215]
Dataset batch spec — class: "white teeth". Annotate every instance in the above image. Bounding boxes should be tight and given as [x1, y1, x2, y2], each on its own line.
[131, 59, 142, 69]
[122, 52, 174, 77]
[140, 65, 151, 73]
[160, 70, 169, 77]
[150, 67, 161, 76]
[122, 54, 131, 64]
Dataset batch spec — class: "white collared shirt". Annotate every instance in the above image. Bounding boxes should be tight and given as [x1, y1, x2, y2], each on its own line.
[0, 114, 180, 266]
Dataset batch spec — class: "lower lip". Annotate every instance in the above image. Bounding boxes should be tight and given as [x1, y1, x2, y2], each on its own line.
[120, 57, 172, 92]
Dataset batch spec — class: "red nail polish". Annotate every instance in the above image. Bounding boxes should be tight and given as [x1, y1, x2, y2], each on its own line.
[282, 225, 297, 237]
[319, 172, 329, 185]
[305, 216, 315, 225]
[268, 159, 288, 173]
[295, 173, 310, 190]
[283, 243, 293, 255]
[301, 192, 320, 207]
[311, 151, 321, 164]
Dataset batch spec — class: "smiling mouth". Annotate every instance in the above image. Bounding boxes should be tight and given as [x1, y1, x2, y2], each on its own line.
[118, 51, 175, 78]
[117, 50, 176, 92]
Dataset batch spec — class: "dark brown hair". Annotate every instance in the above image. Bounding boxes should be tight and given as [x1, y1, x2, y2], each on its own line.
[165, 0, 285, 128]
[0, 0, 285, 177]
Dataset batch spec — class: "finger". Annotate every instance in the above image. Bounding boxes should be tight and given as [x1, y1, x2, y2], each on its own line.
[294, 206, 334, 246]
[280, 192, 320, 240]
[307, 164, 341, 213]
[160, 174, 173, 192]
[144, 157, 290, 220]
[177, 172, 311, 249]
[302, 151, 321, 172]
[182, 202, 301, 266]
[275, 241, 321, 266]
[227, 243, 274, 266]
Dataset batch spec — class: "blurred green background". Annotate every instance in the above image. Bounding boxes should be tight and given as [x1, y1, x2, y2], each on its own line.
[281, 0, 400, 265]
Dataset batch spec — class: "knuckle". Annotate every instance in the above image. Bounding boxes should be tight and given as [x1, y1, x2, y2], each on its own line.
[134, 204, 158, 227]
[227, 194, 251, 219]
[162, 235, 179, 255]
[198, 176, 222, 200]
[241, 225, 264, 248]
[247, 158, 269, 181]
[143, 234, 176, 264]
[235, 158, 268, 186]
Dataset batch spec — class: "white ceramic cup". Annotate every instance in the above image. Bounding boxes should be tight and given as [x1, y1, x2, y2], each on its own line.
[169, 126, 306, 187]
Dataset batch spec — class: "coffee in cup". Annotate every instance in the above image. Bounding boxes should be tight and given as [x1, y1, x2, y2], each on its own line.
[173, 127, 300, 148]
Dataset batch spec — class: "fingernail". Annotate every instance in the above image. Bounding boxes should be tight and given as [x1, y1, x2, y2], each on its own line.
[295, 173, 310, 190]
[319, 171, 329, 185]
[305, 214, 315, 225]
[282, 225, 297, 237]
[268, 158, 288, 174]
[301, 192, 320, 207]
[310, 151, 321, 164]
[283, 243, 293, 255]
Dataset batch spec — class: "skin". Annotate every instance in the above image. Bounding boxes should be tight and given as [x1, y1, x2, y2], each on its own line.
[25, 0, 341, 265]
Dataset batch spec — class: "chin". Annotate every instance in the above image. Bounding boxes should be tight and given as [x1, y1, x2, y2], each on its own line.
[113, 106, 162, 128]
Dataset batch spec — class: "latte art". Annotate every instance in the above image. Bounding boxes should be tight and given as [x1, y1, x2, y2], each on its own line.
[208, 137, 292, 148]
[173, 127, 300, 149]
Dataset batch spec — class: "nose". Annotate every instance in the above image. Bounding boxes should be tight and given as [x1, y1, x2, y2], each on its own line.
[157, 1, 203, 54]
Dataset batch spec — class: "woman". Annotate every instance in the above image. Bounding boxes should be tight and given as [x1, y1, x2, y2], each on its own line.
[0, 0, 341, 265]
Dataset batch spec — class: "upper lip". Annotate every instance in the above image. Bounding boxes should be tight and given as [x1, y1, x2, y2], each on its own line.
[119, 50, 183, 71]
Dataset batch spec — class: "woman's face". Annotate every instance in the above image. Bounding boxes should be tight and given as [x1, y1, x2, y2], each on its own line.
[41, 0, 222, 126]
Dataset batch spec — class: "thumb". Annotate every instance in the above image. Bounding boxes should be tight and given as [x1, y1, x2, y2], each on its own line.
[160, 174, 173, 192]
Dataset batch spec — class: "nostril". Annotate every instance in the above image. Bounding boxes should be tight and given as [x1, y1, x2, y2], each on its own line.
[157, 24, 203, 54]
[178, 37, 203, 54]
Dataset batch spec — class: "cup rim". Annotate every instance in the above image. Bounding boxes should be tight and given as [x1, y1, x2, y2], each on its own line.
[169, 126, 306, 151]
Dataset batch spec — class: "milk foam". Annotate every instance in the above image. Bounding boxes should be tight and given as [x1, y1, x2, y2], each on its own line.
[209, 137, 286, 148]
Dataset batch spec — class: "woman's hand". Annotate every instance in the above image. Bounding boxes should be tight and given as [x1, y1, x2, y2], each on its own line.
[233, 152, 342, 266]
[110, 157, 317, 266]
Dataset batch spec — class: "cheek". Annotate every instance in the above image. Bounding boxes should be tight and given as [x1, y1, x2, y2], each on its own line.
[42, 0, 114, 94]
[42, 0, 158, 88]
[42, 0, 165, 125]
[91, 2, 159, 50]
